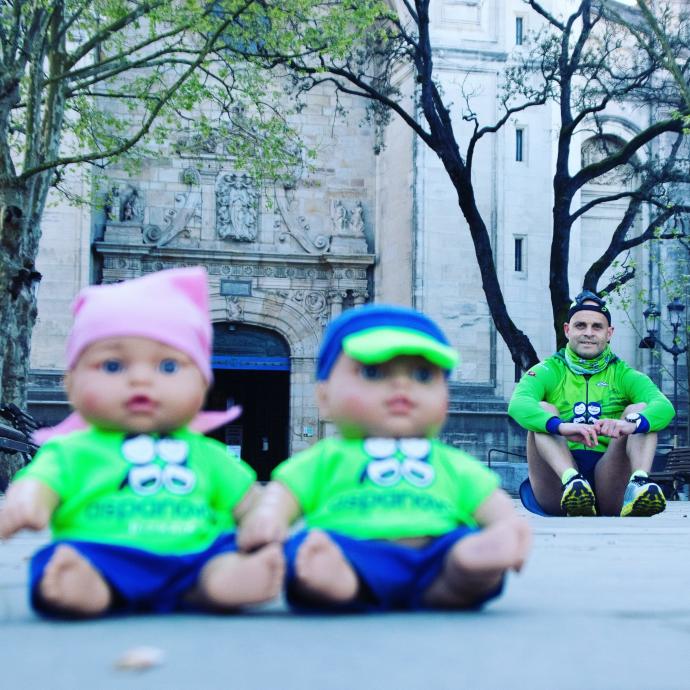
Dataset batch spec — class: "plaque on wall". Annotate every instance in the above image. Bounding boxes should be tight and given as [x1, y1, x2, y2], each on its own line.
[221, 280, 252, 297]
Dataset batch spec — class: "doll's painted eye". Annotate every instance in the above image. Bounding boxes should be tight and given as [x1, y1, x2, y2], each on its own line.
[361, 364, 384, 381]
[411, 366, 435, 383]
[102, 359, 123, 373]
[159, 359, 179, 374]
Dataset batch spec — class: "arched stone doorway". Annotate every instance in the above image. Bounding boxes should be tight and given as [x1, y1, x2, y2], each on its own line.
[205, 323, 290, 480]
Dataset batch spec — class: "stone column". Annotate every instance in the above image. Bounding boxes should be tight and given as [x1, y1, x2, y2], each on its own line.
[289, 355, 320, 452]
[352, 289, 369, 307]
[327, 289, 344, 319]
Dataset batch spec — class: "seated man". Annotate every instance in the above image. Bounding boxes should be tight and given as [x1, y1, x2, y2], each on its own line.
[508, 290, 674, 517]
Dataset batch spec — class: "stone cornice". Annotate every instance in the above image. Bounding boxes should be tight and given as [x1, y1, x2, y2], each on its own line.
[93, 242, 376, 268]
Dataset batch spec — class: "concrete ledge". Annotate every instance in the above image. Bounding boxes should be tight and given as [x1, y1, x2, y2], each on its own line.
[489, 460, 529, 496]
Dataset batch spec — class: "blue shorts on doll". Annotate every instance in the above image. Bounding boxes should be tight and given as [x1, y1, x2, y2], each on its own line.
[284, 527, 504, 611]
[29, 533, 238, 617]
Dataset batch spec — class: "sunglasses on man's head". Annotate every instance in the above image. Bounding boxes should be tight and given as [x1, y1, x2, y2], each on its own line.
[572, 290, 605, 307]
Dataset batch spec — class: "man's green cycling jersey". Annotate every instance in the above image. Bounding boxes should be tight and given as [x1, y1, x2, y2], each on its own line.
[508, 349, 674, 452]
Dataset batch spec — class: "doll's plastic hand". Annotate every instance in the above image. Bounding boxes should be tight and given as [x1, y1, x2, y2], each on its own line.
[237, 510, 289, 552]
[509, 516, 533, 573]
[0, 480, 57, 539]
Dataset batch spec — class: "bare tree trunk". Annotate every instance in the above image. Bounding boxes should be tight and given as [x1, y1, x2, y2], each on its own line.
[686, 333, 690, 447]
[551, 200, 573, 351]
[0, 184, 44, 487]
[451, 174, 540, 371]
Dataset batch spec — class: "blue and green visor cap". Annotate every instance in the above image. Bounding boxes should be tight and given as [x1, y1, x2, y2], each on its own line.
[316, 304, 460, 380]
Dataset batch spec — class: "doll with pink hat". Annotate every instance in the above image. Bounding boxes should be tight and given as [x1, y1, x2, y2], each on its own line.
[0, 267, 284, 617]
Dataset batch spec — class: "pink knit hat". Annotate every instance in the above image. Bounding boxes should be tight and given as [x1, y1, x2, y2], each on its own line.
[67, 267, 212, 382]
[33, 267, 245, 445]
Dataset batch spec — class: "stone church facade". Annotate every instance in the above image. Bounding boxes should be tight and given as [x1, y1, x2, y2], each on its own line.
[27, 0, 685, 479]
[92, 164, 375, 478]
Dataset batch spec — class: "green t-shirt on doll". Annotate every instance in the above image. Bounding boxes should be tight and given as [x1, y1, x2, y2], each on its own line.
[273, 436, 499, 540]
[18, 427, 256, 555]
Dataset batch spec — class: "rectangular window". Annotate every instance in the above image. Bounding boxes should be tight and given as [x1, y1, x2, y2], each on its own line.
[515, 17, 524, 45]
[514, 236, 525, 273]
[515, 128, 524, 162]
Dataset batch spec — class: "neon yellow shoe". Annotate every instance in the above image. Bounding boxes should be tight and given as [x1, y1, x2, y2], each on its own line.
[560, 473, 597, 516]
[620, 476, 666, 517]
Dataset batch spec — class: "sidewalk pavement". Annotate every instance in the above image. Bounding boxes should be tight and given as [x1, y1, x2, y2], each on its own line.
[2, 501, 690, 690]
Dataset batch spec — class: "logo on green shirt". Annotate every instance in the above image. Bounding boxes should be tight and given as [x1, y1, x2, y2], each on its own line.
[120, 435, 196, 496]
[359, 438, 435, 488]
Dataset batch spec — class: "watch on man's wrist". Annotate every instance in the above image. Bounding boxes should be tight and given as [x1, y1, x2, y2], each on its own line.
[624, 413, 642, 431]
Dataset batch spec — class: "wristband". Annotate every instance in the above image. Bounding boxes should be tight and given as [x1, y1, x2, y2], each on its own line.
[546, 417, 563, 435]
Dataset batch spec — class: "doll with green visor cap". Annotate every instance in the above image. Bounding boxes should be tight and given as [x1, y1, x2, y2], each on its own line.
[239, 304, 532, 612]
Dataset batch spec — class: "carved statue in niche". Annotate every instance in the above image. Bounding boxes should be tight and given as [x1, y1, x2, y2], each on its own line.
[331, 200, 347, 235]
[216, 172, 259, 242]
[327, 199, 369, 254]
[351, 202, 365, 237]
[226, 296, 244, 321]
[118, 185, 144, 223]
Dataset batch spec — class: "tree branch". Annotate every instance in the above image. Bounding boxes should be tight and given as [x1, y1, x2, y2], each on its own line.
[570, 115, 687, 192]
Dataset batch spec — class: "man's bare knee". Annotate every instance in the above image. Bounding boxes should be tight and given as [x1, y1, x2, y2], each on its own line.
[622, 402, 647, 417]
[539, 401, 560, 416]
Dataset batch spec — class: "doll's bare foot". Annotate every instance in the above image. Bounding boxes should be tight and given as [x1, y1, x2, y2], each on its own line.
[423, 518, 532, 608]
[194, 543, 285, 609]
[39, 545, 112, 616]
[293, 530, 359, 604]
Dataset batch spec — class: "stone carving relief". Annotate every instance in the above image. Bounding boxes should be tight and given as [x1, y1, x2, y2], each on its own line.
[105, 183, 145, 224]
[174, 131, 218, 156]
[175, 113, 249, 159]
[351, 202, 364, 237]
[143, 225, 163, 243]
[328, 200, 368, 254]
[581, 136, 635, 186]
[331, 200, 347, 236]
[275, 189, 330, 254]
[118, 259, 366, 284]
[274, 189, 369, 256]
[293, 290, 327, 315]
[226, 296, 244, 322]
[216, 172, 259, 242]
[153, 184, 202, 248]
[181, 167, 201, 186]
[262, 288, 332, 326]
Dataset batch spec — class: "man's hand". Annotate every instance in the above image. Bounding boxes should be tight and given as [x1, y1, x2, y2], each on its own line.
[0, 479, 58, 540]
[557, 422, 600, 447]
[592, 418, 636, 439]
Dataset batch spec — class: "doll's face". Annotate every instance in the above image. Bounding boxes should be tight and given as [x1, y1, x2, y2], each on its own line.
[316, 354, 449, 439]
[65, 337, 208, 434]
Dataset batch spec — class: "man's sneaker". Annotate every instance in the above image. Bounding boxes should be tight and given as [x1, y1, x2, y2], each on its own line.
[620, 476, 666, 517]
[560, 473, 597, 516]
